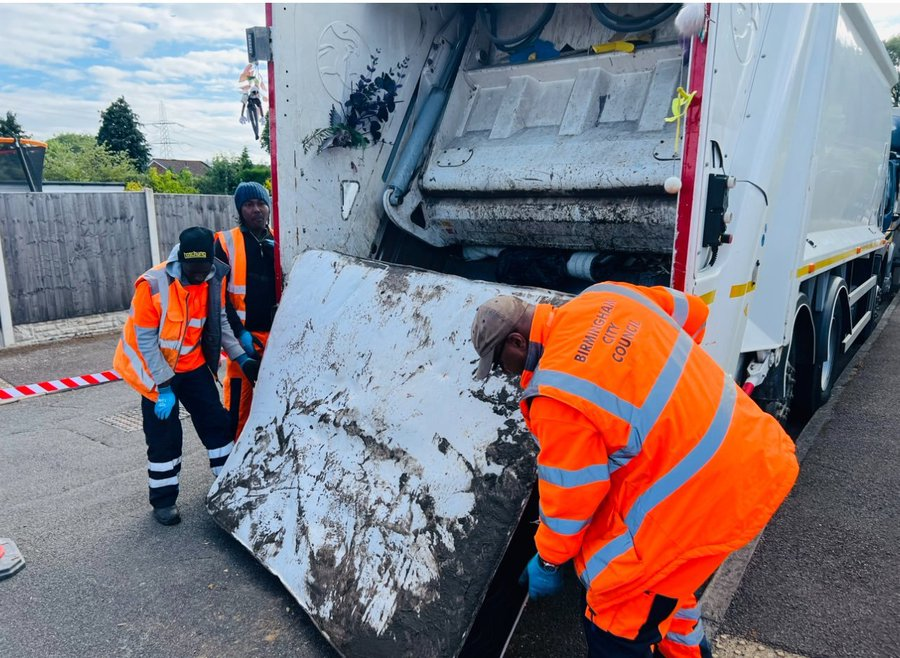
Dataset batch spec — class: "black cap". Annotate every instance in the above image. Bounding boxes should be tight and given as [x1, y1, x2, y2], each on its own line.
[177, 226, 214, 263]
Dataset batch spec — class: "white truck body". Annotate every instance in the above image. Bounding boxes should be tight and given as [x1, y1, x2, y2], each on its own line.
[208, 5, 898, 657]
[271, 4, 895, 381]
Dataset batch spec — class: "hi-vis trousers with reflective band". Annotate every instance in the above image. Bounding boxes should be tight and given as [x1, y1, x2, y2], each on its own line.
[584, 592, 712, 658]
[224, 330, 269, 442]
[141, 365, 232, 509]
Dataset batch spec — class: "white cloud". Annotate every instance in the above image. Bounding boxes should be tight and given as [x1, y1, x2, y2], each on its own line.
[864, 3, 900, 40]
[134, 49, 248, 84]
[0, 3, 267, 164]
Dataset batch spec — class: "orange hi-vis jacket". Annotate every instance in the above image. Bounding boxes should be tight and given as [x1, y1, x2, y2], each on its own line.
[114, 253, 243, 401]
[519, 282, 799, 610]
[216, 227, 250, 324]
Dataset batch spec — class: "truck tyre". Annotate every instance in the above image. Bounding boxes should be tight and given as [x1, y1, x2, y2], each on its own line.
[861, 256, 883, 341]
[758, 294, 814, 426]
[812, 278, 848, 409]
[886, 246, 898, 295]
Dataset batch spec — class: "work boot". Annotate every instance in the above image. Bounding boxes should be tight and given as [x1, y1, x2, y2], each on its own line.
[152, 505, 181, 526]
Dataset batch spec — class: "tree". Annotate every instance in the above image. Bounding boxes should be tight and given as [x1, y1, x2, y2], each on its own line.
[145, 167, 199, 193]
[885, 36, 900, 107]
[44, 133, 139, 182]
[0, 111, 30, 139]
[196, 150, 271, 195]
[197, 154, 244, 195]
[97, 97, 151, 171]
[260, 111, 271, 154]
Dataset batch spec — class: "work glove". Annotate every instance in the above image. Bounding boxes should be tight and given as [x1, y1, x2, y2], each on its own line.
[239, 116, 248, 124]
[519, 553, 563, 599]
[236, 353, 259, 384]
[154, 385, 176, 420]
[238, 330, 258, 358]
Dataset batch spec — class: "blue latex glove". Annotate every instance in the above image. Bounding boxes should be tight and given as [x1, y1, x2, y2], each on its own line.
[236, 353, 259, 384]
[263, 238, 275, 250]
[238, 330, 257, 357]
[154, 385, 176, 420]
[519, 553, 563, 599]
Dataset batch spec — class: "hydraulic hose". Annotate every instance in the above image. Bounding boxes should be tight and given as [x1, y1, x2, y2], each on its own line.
[478, 4, 556, 53]
[385, 10, 475, 206]
[590, 3, 681, 34]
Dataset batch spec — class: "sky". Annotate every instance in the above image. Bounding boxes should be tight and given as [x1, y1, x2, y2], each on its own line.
[0, 3, 267, 165]
[1, 2, 900, 168]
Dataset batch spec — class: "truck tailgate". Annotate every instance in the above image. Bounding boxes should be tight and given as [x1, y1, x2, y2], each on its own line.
[207, 250, 557, 658]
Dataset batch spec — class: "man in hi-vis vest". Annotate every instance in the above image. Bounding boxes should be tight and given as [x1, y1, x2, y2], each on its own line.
[471, 285, 799, 658]
[215, 182, 276, 442]
[114, 227, 258, 526]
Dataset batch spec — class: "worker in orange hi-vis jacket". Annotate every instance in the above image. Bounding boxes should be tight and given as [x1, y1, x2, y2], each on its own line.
[215, 182, 277, 442]
[470, 283, 799, 658]
[114, 227, 258, 527]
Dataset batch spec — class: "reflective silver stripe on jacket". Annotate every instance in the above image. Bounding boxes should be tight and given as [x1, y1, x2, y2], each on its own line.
[674, 602, 702, 621]
[121, 335, 157, 391]
[585, 283, 682, 332]
[219, 228, 235, 261]
[579, 373, 737, 589]
[538, 463, 609, 489]
[539, 506, 591, 536]
[667, 287, 690, 327]
[219, 229, 240, 288]
[665, 620, 706, 646]
[143, 268, 171, 336]
[607, 332, 693, 472]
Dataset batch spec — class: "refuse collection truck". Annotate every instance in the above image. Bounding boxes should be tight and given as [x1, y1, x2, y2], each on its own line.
[207, 4, 899, 657]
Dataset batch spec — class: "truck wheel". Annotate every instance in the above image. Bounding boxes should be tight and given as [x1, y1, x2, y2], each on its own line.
[861, 263, 883, 341]
[892, 255, 900, 294]
[762, 337, 797, 425]
[757, 295, 813, 427]
[813, 287, 846, 409]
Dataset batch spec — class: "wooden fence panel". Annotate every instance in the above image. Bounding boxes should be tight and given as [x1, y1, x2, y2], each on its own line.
[0, 191, 233, 325]
[155, 194, 236, 257]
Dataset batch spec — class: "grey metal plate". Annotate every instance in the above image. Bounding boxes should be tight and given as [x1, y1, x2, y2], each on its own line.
[206, 250, 555, 658]
[99, 407, 188, 432]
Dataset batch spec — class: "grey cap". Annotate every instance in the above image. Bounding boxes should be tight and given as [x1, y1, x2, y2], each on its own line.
[471, 295, 527, 379]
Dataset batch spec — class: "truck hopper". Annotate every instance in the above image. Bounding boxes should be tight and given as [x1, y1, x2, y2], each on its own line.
[207, 250, 568, 657]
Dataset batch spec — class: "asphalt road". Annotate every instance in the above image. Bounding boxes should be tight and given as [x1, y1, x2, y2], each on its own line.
[0, 332, 337, 658]
[717, 299, 900, 657]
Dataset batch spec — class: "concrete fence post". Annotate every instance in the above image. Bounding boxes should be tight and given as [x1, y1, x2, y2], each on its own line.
[0, 229, 15, 347]
[144, 187, 160, 264]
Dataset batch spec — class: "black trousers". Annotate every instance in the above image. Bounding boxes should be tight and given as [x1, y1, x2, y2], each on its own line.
[140, 365, 232, 509]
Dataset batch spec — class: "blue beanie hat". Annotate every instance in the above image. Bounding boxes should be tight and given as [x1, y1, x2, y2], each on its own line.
[234, 181, 271, 213]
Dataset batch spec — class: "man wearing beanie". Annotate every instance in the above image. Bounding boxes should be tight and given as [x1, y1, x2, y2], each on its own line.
[215, 181, 277, 442]
[114, 226, 259, 526]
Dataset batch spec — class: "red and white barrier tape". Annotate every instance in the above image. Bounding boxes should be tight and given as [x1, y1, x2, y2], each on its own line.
[0, 369, 121, 403]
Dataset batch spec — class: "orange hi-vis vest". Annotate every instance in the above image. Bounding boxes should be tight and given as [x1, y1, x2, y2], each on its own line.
[519, 282, 799, 608]
[216, 227, 249, 324]
[114, 261, 220, 401]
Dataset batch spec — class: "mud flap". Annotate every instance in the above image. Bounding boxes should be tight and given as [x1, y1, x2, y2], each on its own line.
[207, 250, 565, 658]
